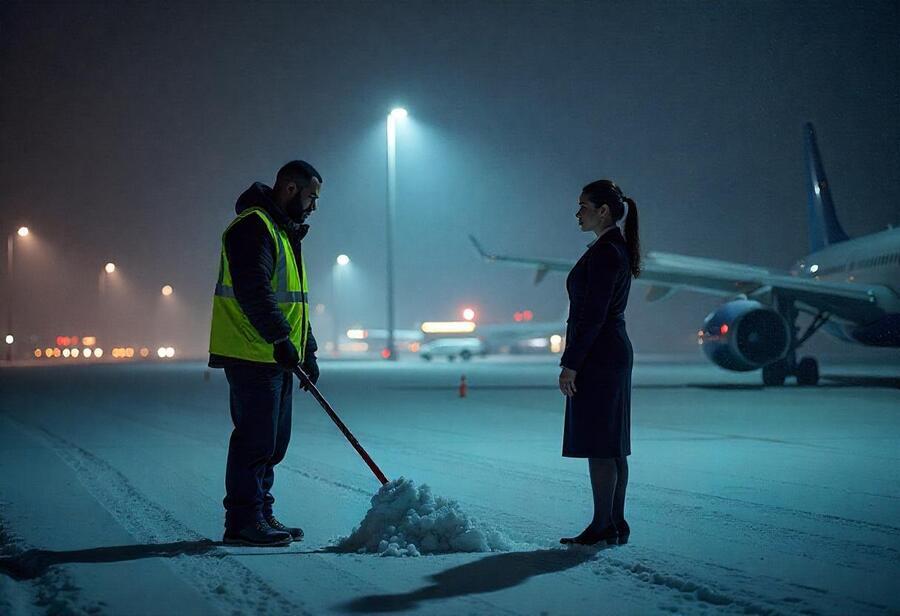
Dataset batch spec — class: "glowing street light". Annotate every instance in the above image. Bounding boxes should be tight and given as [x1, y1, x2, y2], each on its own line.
[6, 225, 34, 361]
[161, 284, 173, 296]
[462, 307, 476, 321]
[104, 262, 116, 274]
[4, 334, 13, 344]
[332, 254, 352, 354]
[385, 106, 408, 360]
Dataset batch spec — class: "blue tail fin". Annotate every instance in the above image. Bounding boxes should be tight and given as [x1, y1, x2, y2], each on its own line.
[804, 122, 849, 252]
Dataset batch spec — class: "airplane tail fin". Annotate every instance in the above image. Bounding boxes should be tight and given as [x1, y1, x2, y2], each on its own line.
[804, 122, 849, 252]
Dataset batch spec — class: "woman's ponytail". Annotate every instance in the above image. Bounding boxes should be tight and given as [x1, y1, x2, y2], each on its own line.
[623, 197, 641, 278]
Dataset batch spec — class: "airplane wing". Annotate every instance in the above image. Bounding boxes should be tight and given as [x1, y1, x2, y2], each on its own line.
[469, 235, 892, 322]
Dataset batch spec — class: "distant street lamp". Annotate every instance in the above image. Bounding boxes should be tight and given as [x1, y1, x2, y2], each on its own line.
[385, 107, 408, 360]
[6, 225, 33, 361]
[161, 284, 173, 296]
[332, 254, 351, 355]
[99, 262, 117, 296]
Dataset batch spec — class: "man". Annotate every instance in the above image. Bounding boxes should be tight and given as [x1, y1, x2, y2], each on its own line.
[209, 160, 321, 546]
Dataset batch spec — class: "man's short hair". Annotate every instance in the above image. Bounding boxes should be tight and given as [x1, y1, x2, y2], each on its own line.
[275, 160, 322, 188]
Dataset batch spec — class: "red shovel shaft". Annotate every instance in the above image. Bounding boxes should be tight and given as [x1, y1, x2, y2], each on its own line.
[293, 366, 389, 485]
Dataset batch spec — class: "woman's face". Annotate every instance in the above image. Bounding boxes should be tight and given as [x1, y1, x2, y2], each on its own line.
[576, 193, 610, 233]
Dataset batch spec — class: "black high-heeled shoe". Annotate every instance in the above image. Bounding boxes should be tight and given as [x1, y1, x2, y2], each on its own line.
[560, 524, 618, 546]
[614, 520, 630, 545]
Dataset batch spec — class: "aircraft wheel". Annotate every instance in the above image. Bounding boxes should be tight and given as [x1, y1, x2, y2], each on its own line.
[796, 357, 819, 386]
[762, 360, 788, 386]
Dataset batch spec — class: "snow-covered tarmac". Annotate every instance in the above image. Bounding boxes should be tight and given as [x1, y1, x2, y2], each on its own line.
[0, 358, 898, 615]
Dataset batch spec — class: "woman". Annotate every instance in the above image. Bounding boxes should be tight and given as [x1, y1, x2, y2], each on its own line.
[559, 180, 641, 547]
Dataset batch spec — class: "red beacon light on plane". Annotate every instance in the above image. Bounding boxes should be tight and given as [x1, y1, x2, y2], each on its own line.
[719, 324, 729, 335]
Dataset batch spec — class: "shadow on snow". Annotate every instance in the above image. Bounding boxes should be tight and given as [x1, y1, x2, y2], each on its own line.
[338, 548, 598, 613]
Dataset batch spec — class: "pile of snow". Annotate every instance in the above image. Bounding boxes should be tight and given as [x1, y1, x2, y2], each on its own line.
[335, 478, 510, 557]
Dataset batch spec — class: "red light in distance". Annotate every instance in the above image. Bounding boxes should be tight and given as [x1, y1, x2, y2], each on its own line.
[719, 324, 729, 335]
[380, 348, 392, 359]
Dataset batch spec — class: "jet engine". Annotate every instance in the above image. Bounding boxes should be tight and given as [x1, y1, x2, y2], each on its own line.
[699, 300, 791, 371]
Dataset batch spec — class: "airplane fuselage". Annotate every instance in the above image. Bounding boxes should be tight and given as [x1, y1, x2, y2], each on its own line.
[792, 226, 900, 345]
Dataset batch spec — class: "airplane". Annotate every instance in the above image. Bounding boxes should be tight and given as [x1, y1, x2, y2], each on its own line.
[470, 123, 900, 386]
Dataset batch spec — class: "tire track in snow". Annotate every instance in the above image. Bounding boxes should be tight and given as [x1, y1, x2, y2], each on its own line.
[8, 417, 310, 616]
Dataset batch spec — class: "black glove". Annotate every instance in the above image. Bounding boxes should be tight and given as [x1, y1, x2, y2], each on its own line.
[299, 354, 319, 391]
[273, 339, 300, 371]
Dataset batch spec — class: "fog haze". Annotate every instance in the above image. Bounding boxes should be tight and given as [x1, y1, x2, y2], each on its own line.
[2, 1, 898, 357]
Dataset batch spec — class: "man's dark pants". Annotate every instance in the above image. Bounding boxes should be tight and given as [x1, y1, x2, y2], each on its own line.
[223, 363, 293, 533]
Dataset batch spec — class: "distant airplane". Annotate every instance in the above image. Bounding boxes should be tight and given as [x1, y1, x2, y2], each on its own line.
[470, 123, 900, 386]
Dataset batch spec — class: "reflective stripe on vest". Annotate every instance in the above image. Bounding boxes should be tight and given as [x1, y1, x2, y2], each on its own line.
[208, 207, 309, 363]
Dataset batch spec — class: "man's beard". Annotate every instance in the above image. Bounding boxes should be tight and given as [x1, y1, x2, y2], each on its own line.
[285, 194, 310, 223]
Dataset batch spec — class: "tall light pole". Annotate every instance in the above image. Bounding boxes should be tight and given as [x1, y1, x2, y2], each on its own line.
[333, 254, 350, 355]
[385, 107, 407, 360]
[6, 226, 29, 361]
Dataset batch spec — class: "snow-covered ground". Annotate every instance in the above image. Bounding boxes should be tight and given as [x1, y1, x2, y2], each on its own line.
[0, 358, 897, 615]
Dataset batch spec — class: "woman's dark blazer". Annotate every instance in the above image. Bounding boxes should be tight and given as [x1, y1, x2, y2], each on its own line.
[560, 227, 633, 458]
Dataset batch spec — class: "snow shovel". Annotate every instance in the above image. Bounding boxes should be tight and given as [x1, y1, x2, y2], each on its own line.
[293, 366, 389, 486]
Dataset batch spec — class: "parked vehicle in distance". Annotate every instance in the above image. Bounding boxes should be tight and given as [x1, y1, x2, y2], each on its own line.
[419, 337, 485, 362]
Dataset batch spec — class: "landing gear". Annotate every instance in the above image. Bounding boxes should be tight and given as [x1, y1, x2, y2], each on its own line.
[761, 301, 829, 386]
[796, 356, 819, 386]
[762, 360, 789, 386]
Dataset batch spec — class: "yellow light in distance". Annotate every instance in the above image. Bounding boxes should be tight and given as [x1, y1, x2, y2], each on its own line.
[161, 285, 173, 296]
[462, 308, 476, 321]
[346, 329, 368, 340]
[420, 321, 477, 334]
[550, 334, 563, 353]
[34, 349, 42, 358]
[104, 262, 116, 274]
[94, 348, 103, 358]
[82, 336, 96, 346]
[125, 347, 134, 358]
[53, 348, 61, 358]
[17, 226, 29, 237]
[140, 347, 149, 358]
[71, 348, 80, 358]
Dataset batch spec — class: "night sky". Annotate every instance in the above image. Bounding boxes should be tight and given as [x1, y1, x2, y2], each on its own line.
[2, 1, 898, 357]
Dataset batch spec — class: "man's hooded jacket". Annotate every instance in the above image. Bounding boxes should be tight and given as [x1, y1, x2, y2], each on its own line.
[209, 182, 317, 368]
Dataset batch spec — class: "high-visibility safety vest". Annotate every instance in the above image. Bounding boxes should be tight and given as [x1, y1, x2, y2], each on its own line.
[209, 207, 309, 364]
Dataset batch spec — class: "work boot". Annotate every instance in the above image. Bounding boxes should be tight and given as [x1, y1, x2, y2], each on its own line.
[265, 515, 304, 542]
[223, 520, 292, 547]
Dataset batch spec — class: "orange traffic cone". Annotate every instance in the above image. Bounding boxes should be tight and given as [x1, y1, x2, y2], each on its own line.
[459, 375, 468, 398]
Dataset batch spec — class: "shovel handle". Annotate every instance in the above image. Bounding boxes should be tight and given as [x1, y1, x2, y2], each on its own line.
[293, 366, 389, 485]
